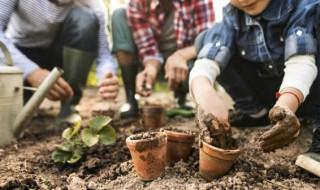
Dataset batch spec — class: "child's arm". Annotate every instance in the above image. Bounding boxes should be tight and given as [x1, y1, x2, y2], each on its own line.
[190, 58, 229, 123]
[260, 55, 317, 152]
[275, 55, 317, 112]
[189, 17, 236, 123]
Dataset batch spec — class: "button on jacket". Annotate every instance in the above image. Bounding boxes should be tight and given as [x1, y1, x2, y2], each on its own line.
[198, 0, 320, 76]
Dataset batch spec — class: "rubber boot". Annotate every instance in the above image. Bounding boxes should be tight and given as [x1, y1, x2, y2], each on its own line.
[119, 63, 139, 119]
[58, 47, 95, 123]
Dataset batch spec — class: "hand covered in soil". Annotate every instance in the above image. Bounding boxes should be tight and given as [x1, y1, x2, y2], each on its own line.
[165, 52, 188, 90]
[196, 106, 232, 149]
[27, 68, 73, 101]
[98, 72, 119, 101]
[136, 63, 158, 97]
[259, 106, 300, 152]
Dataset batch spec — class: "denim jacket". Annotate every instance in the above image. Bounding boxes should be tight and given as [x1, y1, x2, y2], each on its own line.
[197, 0, 320, 77]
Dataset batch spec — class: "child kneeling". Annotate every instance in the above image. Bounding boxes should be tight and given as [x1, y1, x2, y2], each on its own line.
[190, 0, 320, 153]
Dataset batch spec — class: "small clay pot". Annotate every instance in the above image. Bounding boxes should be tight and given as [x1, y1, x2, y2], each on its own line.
[199, 140, 241, 181]
[142, 105, 164, 129]
[126, 132, 167, 181]
[163, 129, 195, 166]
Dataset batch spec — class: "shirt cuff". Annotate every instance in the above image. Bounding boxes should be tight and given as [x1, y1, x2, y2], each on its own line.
[189, 58, 221, 98]
[279, 55, 317, 100]
[96, 58, 118, 82]
[285, 29, 317, 60]
[143, 55, 164, 65]
[198, 42, 232, 70]
[23, 63, 40, 80]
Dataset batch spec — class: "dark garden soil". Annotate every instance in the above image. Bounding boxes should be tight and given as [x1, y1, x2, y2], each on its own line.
[0, 88, 319, 190]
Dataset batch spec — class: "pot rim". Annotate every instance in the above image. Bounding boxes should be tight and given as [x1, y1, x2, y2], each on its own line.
[162, 129, 195, 143]
[200, 140, 241, 161]
[142, 105, 164, 111]
[126, 131, 166, 144]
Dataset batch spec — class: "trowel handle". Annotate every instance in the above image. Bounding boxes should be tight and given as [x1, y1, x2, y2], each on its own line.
[0, 41, 13, 66]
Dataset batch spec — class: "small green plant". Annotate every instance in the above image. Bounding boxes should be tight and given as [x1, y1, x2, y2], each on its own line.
[52, 116, 116, 164]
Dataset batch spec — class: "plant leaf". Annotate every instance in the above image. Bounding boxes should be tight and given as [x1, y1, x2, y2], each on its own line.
[57, 141, 74, 152]
[89, 116, 112, 132]
[52, 149, 72, 163]
[67, 153, 82, 164]
[67, 146, 86, 164]
[99, 126, 117, 145]
[81, 128, 99, 147]
[62, 128, 73, 140]
[62, 121, 81, 140]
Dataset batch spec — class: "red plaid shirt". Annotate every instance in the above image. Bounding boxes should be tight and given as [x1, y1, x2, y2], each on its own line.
[127, 0, 215, 63]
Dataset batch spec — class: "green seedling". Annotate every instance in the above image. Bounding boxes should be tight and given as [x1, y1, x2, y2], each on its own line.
[52, 116, 116, 164]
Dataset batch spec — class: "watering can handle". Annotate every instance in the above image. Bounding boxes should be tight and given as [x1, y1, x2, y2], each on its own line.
[0, 40, 13, 66]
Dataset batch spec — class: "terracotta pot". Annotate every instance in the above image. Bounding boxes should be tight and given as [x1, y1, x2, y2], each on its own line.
[163, 129, 195, 166]
[199, 140, 241, 181]
[142, 105, 164, 129]
[126, 132, 167, 181]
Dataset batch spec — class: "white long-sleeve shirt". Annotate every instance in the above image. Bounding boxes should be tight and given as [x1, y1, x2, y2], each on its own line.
[0, 0, 117, 80]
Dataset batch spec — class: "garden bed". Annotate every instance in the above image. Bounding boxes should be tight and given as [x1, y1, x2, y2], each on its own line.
[0, 88, 319, 189]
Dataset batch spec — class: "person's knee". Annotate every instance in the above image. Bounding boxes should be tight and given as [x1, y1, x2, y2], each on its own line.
[111, 8, 127, 26]
[111, 8, 137, 56]
[64, 6, 99, 51]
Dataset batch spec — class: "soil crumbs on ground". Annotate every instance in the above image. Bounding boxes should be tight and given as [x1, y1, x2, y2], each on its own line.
[0, 88, 319, 190]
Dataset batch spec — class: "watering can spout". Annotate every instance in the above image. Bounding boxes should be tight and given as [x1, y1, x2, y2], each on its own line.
[13, 67, 63, 137]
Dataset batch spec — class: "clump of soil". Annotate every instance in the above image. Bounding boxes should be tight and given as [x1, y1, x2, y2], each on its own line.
[1, 178, 38, 190]
[129, 132, 157, 141]
[197, 111, 237, 149]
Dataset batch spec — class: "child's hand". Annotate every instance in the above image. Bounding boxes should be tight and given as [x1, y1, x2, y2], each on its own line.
[191, 77, 229, 123]
[196, 106, 231, 147]
[258, 106, 300, 152]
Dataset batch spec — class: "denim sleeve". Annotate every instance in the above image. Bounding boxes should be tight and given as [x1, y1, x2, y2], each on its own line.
[284, 1, 319, 60]
[196, 22, 235, 70]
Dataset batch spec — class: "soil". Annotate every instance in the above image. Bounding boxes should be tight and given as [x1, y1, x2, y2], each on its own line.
[0, 88, 319, 189]
[198, 112, 237, 150]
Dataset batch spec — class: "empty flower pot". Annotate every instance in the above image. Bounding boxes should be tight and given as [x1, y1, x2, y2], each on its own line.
[199, 140, 241, 181]
[142, 105, 164, 129]
[126, 132, 167, 181]
[163, 129, 195, 166]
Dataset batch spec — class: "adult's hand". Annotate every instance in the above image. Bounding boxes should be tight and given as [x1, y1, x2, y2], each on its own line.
[26, 68, 74, 101]
[165, 52, 188, 90]
[98, 72, 119, 101]
[259, 106, 300, 152]
[136, 61, 159, 97]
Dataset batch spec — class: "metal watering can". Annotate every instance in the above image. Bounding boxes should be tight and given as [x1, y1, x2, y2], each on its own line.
[0, 41, 63, 146]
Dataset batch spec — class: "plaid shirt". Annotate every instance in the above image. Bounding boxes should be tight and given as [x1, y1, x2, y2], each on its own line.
[127, 0, 215, 63]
